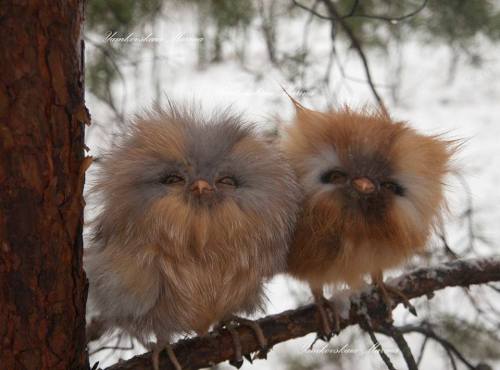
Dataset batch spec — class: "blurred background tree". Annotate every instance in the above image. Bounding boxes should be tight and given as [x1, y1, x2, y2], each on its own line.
[86, 0, 500, 113]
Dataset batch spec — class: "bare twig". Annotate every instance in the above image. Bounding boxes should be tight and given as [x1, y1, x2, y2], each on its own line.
[292, 0, 428, 22]
[292, 0, 387, 111]
[299, 0, 319, 87]
[291, 0, 427, 111]
[342, 0, 429, 22]
[318, 0, 387, 112]
[292, 0, 330, 20]
[258, 0, 279, 65]
[439, 233, 459, 259]
[416, 335, 429, 366]
[95, 257, 500, 370]
[396, 323, 476, 370]
[84, 36, 127, 124]
[376, 324, 418, 370]
[345, 0, 360, 18]
[455, 173, 479, 253]
[90, 335, 135, 356]
[362, 319, 398, 370]
[444, 345, 459, 370]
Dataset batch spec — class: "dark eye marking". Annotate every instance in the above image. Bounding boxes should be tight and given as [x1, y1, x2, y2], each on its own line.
[381, 181, 405, 196]
[161, 174, 185, 185]
[217, 176, 238, 187]
[320, 169, 348, 185]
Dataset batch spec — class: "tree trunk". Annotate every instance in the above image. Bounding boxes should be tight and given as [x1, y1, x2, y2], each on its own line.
[0, 1, 89, 369]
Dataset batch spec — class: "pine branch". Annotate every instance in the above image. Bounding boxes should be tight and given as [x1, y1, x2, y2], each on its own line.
[102, 257, 500, 370]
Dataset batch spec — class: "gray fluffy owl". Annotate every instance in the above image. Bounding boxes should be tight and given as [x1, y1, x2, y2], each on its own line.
[85, 102, 301, 369]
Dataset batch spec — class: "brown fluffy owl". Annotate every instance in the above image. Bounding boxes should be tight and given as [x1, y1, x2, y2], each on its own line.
[281, 102, 454, 337]
[85, 102, 301, 368]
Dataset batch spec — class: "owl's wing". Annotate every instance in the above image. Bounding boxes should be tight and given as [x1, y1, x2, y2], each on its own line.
[85, 245, 162, 321]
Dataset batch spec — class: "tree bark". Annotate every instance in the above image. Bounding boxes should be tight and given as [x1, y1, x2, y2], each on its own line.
[0, 1, 90, 369]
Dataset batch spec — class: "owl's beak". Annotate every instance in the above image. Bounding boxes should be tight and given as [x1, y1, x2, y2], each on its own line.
[352, 177, 376, 194]
[191, 179, 214, 195]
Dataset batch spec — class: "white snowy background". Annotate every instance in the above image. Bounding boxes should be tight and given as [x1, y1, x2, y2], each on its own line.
[85, 6, 500, 370]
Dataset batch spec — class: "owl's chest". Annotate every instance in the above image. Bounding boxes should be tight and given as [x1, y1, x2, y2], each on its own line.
[314, 237, 410, 287]
[288, 222, 341, 270]
[159, 238, 258, 281]
[156, 243, 262, 332]
[289, 221, 406, 288]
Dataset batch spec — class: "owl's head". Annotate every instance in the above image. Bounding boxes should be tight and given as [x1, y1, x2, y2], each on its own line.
[90, 103, 300, 268]
[282, 105, 455, 254]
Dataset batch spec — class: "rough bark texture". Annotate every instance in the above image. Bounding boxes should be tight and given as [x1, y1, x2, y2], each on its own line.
[0, 1, 90, 369]
[102, 257, 500, 370]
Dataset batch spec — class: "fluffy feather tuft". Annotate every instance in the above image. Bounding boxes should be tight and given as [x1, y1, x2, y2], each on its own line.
[282, 105, 456, 290]
[85, 102, 301, 342]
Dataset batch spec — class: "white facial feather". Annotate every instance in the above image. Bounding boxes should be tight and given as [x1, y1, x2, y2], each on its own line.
[302, 146, 341, 196]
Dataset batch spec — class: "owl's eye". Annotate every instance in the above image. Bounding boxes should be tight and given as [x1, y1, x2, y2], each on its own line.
[217, 176, 238, 187]
[382, 181, 405, 196]
[320, 169, 348, 185]
[161, 174, 185, 185]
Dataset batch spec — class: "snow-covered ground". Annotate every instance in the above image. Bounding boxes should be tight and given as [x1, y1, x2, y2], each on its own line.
[86, 8, 500, 369]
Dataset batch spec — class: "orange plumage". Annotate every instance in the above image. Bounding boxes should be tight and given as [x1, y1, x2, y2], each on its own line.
[281, 103, 455, 335]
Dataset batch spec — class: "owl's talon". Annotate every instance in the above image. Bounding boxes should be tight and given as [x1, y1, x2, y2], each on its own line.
[217, 316, 269, 364]
[151, 342, 182, 370]
[152, 349, 160, 370]
[408, 305, 417, 316]
[229, 315, 269, 356]
[228, 325, 244, 366]
[312, 293, 339, 340]
[384, 284, 417, 316]
[216, 320, 244, 366]
[229, 358, 244, 369]
[373, 279, 417, 320]
[316, 299, 332, 340]
[244, 353, 253, 363]
[166, 344, 183, 370]
[253, 350, 268, 360]
[372, 281, 395, 322]
[322, 298, 341, 334]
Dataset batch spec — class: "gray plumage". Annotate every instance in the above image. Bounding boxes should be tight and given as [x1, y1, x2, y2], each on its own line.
[85, 102, 301, 347]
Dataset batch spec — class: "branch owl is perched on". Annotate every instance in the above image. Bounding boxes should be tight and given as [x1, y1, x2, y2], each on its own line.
[281, 102, 455, 337]
[85, 102, 301, 369]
